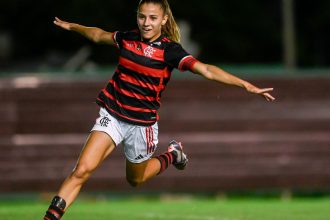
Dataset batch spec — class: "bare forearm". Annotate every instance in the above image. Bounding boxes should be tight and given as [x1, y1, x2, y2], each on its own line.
[54, 17, 114, 45]
[204, 64, 251, 89]
[69, 23, 105, 43]
[193, 62, 275, 101]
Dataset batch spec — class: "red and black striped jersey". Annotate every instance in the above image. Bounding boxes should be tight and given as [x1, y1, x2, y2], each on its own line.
[96, 30, 198, 126]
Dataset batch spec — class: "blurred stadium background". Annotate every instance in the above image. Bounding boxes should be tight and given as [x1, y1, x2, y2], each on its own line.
[1, 0, 330, 219]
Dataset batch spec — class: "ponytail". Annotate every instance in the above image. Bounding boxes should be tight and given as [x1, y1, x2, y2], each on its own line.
[138, 0, 181, 43]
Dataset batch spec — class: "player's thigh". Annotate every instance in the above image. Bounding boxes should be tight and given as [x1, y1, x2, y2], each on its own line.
[126, 158, 160, 180]
[76, 131, 116, 171]
[126, 159, 147, 180]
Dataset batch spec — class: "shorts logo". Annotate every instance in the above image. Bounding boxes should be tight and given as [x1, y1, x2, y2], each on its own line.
[135, 154, 144, 160]
[100, 117, 110, 127]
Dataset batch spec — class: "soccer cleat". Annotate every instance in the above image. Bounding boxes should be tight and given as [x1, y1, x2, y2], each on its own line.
[168, 140, 188, 170]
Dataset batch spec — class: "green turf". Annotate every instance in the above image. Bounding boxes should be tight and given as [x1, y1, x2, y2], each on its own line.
[0, 198, 329, 220]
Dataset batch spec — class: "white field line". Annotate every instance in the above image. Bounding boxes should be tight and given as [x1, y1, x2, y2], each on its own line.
[143, 212, 238, 220]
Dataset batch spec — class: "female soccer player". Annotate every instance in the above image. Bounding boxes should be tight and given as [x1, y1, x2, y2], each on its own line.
[44, 0, 275, 219]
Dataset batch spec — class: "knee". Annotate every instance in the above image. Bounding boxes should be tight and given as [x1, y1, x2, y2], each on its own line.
[126, 176, 145, 187]
[71, 163, 93, 180]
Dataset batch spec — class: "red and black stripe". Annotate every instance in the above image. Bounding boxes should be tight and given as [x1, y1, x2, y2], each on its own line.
[156, 152, 174, 174]
[146, 126, 156, 154]
[97, 31, 196, 126]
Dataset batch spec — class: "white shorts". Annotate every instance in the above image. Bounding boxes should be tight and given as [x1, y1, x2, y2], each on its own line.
[91, 107, 159, 163]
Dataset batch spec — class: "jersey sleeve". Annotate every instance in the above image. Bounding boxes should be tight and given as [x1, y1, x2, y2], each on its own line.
[112, 31, 124, 49]
[164, 42, 198, 72]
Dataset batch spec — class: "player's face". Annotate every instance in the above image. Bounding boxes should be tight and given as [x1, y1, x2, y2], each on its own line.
[137, 3, 168, 42]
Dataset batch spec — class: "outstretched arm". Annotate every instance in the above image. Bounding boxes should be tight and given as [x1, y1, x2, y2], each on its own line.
[53, 17, 115, 45]
[192, 61, 275, 101]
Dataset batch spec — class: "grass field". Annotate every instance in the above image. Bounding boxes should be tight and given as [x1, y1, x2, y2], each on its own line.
[0, 197, 330, 220]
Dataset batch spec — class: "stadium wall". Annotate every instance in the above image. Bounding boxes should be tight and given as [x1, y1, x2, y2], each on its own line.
[1, 75, 330, 193]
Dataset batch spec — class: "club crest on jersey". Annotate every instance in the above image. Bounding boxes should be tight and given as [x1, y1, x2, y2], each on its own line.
[144, 46, 156, 58]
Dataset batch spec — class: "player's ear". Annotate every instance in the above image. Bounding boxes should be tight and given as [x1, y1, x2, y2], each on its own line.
[161, 14, 168, 26]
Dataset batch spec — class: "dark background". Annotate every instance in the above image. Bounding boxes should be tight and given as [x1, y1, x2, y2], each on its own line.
[0, 0, 329, 71]
[1, 0, 330, 195]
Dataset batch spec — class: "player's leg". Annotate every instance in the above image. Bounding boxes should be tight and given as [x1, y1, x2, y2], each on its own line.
[126, 157, 161, 186]
[126, 140, 188, 187]
[43, 131, 116, 220]
[58, 131, 116, 207]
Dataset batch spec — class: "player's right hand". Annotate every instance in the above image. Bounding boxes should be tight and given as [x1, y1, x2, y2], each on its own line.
[54, 17, 72, 31]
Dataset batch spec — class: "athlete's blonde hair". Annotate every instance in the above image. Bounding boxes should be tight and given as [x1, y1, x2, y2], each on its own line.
[138, 0, 181, 43]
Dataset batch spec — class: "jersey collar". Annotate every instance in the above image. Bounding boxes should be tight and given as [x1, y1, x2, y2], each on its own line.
[141, 34, 165, 45]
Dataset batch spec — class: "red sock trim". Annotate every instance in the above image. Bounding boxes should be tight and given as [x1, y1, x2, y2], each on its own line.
[156, 152, 174, 175]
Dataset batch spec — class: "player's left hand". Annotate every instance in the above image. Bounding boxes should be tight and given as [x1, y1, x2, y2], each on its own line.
[245, 84, 275, 102]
